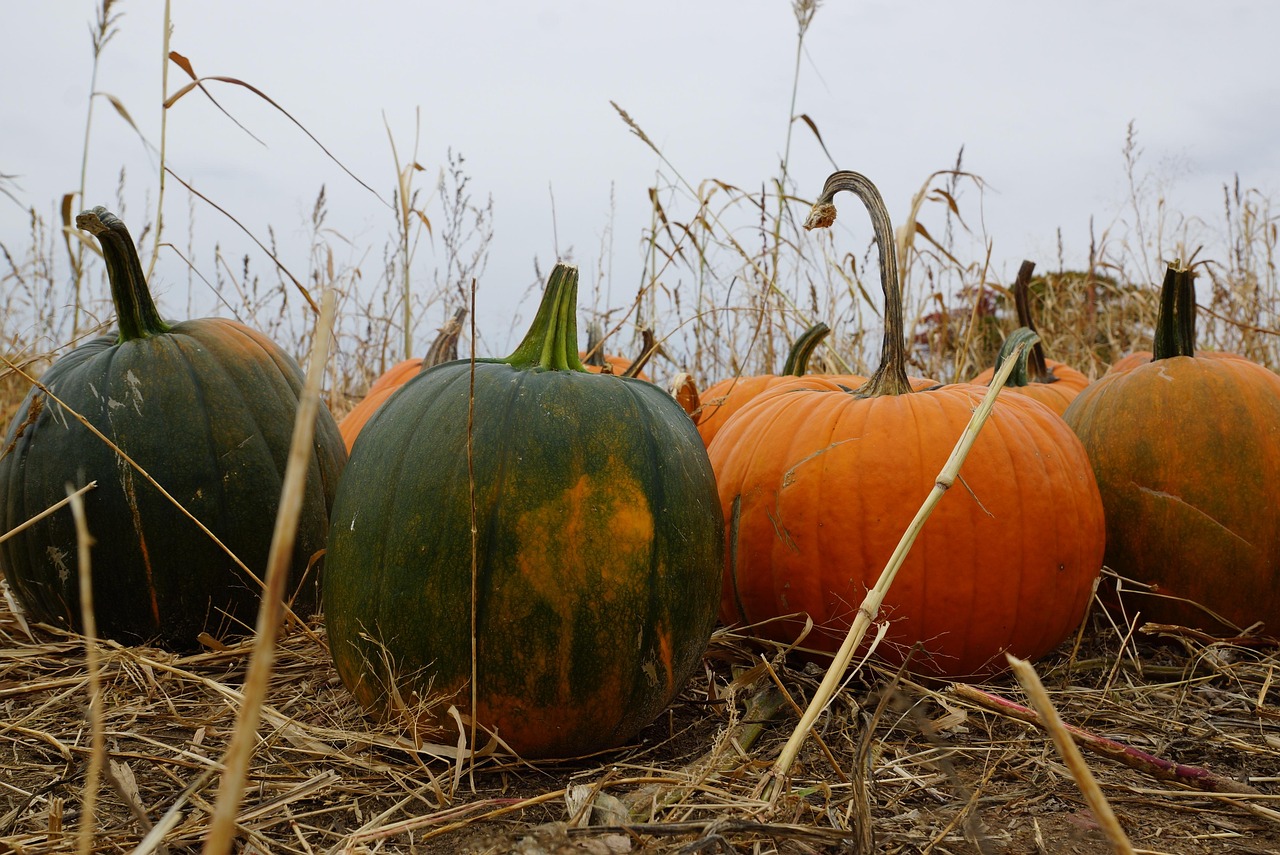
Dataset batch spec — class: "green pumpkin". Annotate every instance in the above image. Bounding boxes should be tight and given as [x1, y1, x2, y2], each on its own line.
[323, 263, 724, 759]
[0, 208, 347, 649]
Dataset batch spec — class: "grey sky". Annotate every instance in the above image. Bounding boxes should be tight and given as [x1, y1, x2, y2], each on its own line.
[5, 1, 1278, 356]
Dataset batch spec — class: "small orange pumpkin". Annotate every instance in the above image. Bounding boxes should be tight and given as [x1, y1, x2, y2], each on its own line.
[338, 309, 466, 451]
[580, 322, 651, 380]
[694, 323, 834, 446]
[970, 260, 1089, 414]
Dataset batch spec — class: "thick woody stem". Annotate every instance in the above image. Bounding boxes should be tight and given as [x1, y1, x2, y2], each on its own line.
[804, 171, 912, 397]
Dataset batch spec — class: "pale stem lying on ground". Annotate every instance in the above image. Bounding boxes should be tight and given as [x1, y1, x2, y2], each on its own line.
[761, 339, 1030, 801]
[202, 288, 338, 855]
[1008, 655, 1137, 855]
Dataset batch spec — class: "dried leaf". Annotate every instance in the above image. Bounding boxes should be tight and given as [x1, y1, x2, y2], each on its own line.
[913, 221, 964, 267]
[414, 210, 433, 236]
[161, 80, 201, 109]
[97, 92, 140, 135]
[792, 112, 838, 168]
[929, 187, 962, 218]
[168, 50, 196, 80]
[59, 193, 80, 277]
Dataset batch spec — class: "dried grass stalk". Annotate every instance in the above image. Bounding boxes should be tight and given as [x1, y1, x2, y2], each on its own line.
[69, 486, 103, 855]
[203, 288, 338, 854]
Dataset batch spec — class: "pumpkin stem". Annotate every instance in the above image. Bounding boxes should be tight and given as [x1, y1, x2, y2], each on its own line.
[991, 327, 1042, 388]
[780, 322, 832, 375]
[1152, 261, 1196, 361]
[76, 207, 171, 343]
[582, 320, 609, 369]
[623, 327, 658, 378]
[803, 171, 912, 397]
[418, 308, 467, 376]
[502, 263, 587, 372]
[1011, 259, 1055, 383]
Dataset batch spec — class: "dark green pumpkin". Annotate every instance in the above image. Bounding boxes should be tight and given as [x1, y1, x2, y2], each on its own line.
[323, 263, 724, 759]
[0, 208, 347, 649]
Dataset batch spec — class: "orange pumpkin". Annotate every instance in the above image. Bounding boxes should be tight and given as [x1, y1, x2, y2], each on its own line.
[694, 323, 834, 446]
[970, 260, 1089, 414]
[338, 309, 465, 451]
[580, 322, 650, 380]
[709, 171, 1105, 679]
[1064, 263, 1280, 632]
[668, 372, 700, 416]
[1106, 349, 1243, 375]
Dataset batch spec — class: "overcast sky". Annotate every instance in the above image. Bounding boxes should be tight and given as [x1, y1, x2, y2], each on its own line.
[5, 1, 1278, 356]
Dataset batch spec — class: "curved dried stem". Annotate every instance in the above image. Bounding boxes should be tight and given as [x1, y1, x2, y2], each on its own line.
[804, 171, 911, 396]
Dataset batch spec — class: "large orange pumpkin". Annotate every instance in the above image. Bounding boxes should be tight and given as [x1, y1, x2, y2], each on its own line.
[970, 260, 1090, 414]
[708, 171, 1106, 679]
[337, 310, 465, 451]
[1063, 263, 1280, 632]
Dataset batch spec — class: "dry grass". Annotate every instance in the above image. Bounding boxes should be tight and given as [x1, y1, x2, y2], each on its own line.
[4, 3, 1280, 854]
[2, 580, 1278, 854]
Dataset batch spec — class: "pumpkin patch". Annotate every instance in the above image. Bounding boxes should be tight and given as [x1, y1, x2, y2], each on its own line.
[5, 10, 1280, 848]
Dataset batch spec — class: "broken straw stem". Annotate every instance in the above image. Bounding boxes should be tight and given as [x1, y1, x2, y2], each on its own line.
[1008, 655, 1136, 854]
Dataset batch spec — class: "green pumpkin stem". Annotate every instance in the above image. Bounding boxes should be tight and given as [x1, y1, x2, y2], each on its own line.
[781, 322, 832, 375]
[803, 171, 912, 397]
[503, 263, 587, 372]
[1011, 259, 1054, 382]
[76, 207, 171, 343]
[1152, 262, 1196, 360]
[991, 327, 1042, 388]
